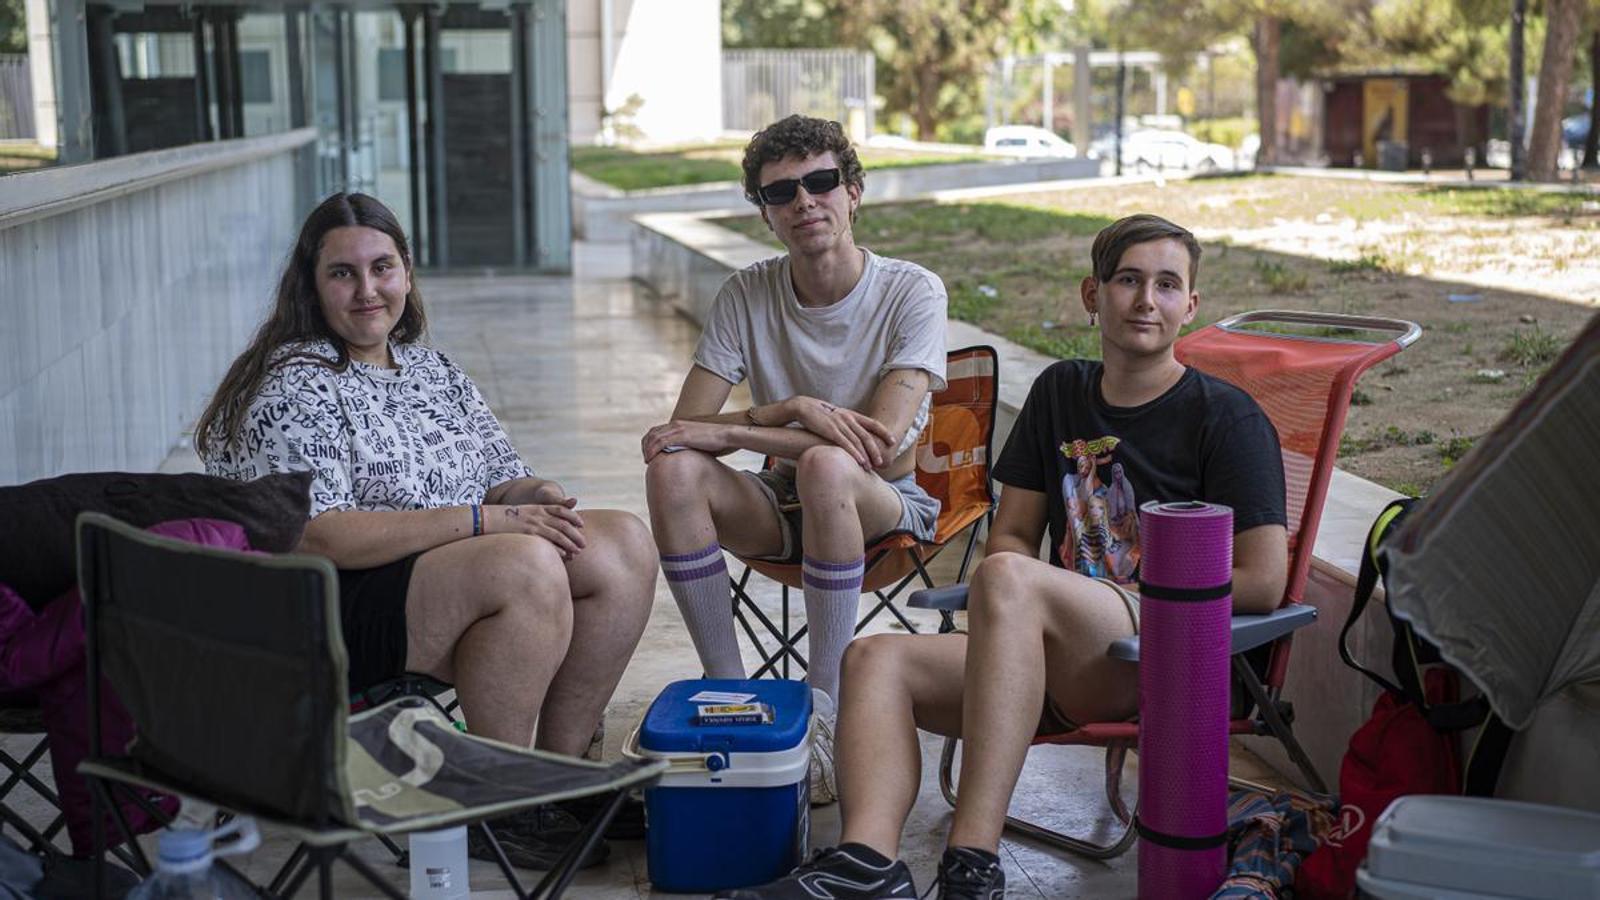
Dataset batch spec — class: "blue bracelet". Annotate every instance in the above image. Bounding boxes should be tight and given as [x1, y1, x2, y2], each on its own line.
[471, 504, 483, 536]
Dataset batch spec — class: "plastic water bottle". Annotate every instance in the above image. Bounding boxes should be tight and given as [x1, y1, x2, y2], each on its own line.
[408, 826, 469, 899]
[126, 819, 260, 899]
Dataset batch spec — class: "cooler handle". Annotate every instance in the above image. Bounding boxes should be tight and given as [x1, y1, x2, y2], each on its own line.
[620, 719, 716, 773]
[619, 717, 818, 773]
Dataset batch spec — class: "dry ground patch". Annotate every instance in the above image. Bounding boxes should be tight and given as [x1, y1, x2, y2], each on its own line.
[718, 174, 1600, 494]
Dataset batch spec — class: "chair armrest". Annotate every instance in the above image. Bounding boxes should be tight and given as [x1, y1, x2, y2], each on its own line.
[1106, 604, 1318, 662]
[908, 584, 971, 611]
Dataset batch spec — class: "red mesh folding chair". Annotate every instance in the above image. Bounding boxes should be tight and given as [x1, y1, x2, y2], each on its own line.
[910, 311, 1421, 858]
[731, 346, 999, 679]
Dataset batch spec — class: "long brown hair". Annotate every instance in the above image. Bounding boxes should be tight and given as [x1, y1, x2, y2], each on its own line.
[195, 193, 427, 456]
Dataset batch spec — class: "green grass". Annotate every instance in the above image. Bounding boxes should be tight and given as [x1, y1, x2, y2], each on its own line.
[1008, 323, 1100, 360]
[572, 146, 742, 192]
[1328, 254, 1387, 274]
[0, 142, 56, 174]
[1339, 425, 1437, 456]
[1438, 434, 1477, 467]
[1499, 325, 1562, 367]
[573, 143, 992, 192]
[855, 202, 1110, 245]
[1253, 258, 1309, 293]
[1420, 187, 1594, 220]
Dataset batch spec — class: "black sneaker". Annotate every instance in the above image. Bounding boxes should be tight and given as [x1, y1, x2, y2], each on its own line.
[555, 790, 647, 841]
[715, 844, 917, 899]
[932, 847, 1005, 900]
[467, 806, 610, 870]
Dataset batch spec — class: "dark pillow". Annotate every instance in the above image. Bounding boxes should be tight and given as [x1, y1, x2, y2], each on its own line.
[0, 471, 313, 608]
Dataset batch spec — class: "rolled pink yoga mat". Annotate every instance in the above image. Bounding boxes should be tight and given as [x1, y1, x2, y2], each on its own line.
[1136, 500, 1233, 900]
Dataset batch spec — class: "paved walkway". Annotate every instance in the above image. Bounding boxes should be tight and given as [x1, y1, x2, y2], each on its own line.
[5, 243, 1290, 896]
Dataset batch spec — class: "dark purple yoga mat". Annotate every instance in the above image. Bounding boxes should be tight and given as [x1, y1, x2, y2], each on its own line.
[1137, 500, 1233, 899]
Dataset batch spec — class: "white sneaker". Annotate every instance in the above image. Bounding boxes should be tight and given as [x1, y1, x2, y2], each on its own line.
[808, 689, 839, 806]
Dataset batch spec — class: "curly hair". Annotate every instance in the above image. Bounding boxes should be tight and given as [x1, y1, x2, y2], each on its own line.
[740, 114, 865, 207]
[1090, 213, 1203, 289]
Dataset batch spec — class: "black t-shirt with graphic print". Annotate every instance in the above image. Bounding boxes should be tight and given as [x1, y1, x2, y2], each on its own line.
[992, 359, 1286, 586]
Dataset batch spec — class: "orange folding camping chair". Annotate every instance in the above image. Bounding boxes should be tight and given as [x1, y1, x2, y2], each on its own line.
[911, 310, 1421, 857]
[731, 346, 999, 679]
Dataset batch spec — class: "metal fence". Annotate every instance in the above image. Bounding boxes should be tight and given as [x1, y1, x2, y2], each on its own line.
[0, 54, 36, 140]
[723, 49, 874, 140]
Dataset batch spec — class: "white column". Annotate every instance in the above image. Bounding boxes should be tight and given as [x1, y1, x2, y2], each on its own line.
[24, 0, 57, 148]
[1041, 57, 1053, 132]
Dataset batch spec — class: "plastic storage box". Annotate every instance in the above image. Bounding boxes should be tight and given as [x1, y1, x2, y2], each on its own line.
[631, 679, 811, 894]
[1357, 795, 1600, 899]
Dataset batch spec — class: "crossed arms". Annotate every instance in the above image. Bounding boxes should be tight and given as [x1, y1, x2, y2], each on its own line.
[641, 365, 932, 479]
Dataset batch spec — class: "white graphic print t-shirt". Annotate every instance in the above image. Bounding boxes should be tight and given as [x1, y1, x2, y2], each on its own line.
[204, 340, 534, 516]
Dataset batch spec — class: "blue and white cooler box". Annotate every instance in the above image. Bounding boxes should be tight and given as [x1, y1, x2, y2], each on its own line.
[631, 679, 811, 893]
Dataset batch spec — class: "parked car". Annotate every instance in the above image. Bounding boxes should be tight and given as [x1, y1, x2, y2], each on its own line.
[1089, 128, 1234, 172]
[1563, 112, 1592, 149]
[1237, 133, 1260, 169]
[983, 125, 1078, 159]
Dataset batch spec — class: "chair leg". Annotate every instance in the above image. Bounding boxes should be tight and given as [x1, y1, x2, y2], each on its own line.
[269, 843, 310, 894]
[936, 736, 1138, 860]
[937, 737, 959, 809]
[732, 573, 808, 679]
[376, 831, 408, 867]
[1232, 656, 1329, 795]
[279, 845, 328, 899]
[473, 821, 530, 899]
[530, 790, 622, 899]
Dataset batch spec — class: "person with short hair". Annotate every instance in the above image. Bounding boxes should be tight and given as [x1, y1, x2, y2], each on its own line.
[198, 192, 655, 870]
[641, 115, 948, 805]
[720, 214, 1288, 898]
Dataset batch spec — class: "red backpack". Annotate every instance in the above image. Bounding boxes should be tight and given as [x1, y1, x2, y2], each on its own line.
[1296, 499, 1513, 899]
[1296, 669, 1461, 897]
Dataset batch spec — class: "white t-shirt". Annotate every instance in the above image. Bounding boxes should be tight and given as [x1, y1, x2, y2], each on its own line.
[203, 340, 534, 517]
[693, 249, 948, 457]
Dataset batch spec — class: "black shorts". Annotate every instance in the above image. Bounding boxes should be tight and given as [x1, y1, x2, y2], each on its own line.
[337, 553, 420, 692]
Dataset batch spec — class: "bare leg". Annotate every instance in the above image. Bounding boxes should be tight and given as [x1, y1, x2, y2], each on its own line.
[644, 449, 785, 558]
[645, 450, 787, 677]
[944, 552, 1138, 852]
[793, 445, 908, 702]
[834, 633, 969, 859]
[405, 533, 574, 746]
[793, 445, 907, 562]
[533, 508, 656, 756]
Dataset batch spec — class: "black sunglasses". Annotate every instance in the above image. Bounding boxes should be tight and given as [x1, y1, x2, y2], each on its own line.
[757, 167, 844, 206]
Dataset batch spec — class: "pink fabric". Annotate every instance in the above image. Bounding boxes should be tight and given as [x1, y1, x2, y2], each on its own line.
[0, 517, 251, 854]
[1138, 502, 1233, 900]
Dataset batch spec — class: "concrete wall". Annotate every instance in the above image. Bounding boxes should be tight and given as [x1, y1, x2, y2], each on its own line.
[0, 128, 315, 486]
[568, 0, 722, 146]
[632, 208, 1408, 792]
[578, 156, 1102, 242]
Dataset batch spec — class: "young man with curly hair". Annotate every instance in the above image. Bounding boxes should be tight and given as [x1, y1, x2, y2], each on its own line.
[642, 115, 949, 805]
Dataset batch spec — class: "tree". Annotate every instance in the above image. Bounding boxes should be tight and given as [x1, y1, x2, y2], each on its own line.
[838, 0, 1061, 140]
[1, 0, 27, 54]
[1527, 0, 1586, 180]
[1370, 0, 1519, 108]
[722, 0, 841, 49]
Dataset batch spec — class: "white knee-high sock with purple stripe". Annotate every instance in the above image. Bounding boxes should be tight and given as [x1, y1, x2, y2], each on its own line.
[802, 555, 865, 705]
[662, 543, 745, 679]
